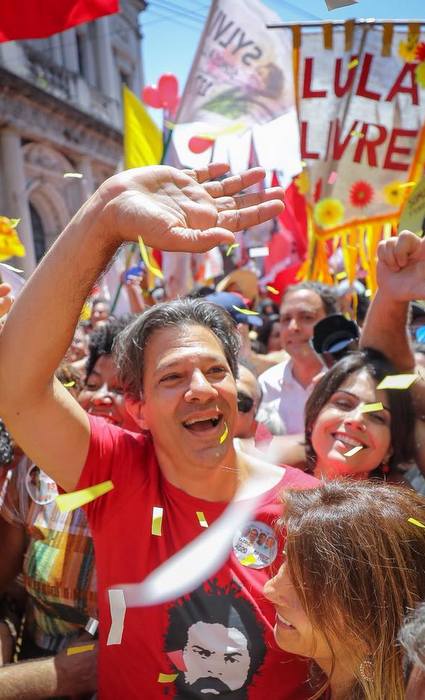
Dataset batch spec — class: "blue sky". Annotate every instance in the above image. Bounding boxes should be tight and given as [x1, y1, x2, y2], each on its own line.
[141, 0, 425, 118]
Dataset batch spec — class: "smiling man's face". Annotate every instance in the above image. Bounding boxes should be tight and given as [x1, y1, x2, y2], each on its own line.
[134, 324, 238, 475]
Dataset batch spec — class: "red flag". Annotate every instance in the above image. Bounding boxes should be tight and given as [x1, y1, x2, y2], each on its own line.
[0, 0, 119, 42]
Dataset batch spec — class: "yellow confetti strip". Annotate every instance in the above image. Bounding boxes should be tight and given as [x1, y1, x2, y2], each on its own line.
[398, 181, 416, 189]
[232, 305, 260, 316]
[408, 517, 425, 529]
[226, 243, 240, 256]
[63, 381, 76, 388]
[344, 445, 363, 457]
[348, 58, 359, 69]
[138, 236, 164, 279]
[201, 121, 246, 140]
[350, 130, 364, 139]
[377, 374, 418, 390]
[219, 422, 229, 445]
[67, 643, 95, 656]
[266, 285, 279, 295]
[360, 402, 384, 413]
[158, 673, 179, 683]
[335, 271, 347, 281]
[63, 172, 83, 179]
[55, 480, 114, 513]
[152, 506, 163, 536]
[196, 511, 208, 528]
[240, 553, 257, 567]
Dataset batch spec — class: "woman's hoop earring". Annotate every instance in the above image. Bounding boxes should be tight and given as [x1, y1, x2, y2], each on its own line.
[359, 658, 374, 682]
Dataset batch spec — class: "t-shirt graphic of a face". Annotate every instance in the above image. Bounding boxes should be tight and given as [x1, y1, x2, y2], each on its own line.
[164, 578, 266, 699]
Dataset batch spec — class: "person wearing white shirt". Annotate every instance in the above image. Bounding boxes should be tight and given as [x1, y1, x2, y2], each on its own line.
[258, 282, 338, 435]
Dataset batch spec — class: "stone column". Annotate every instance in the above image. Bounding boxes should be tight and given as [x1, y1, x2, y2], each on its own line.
[93, 17, 117, 100]
[0, 128, 37, 278]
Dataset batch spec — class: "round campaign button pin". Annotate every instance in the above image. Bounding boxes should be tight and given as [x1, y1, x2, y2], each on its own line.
[232, 520, 278, 569]
[25, 464, 58, 505]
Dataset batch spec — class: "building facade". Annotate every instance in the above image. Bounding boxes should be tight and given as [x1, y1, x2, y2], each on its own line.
[0, 0, 146, 276]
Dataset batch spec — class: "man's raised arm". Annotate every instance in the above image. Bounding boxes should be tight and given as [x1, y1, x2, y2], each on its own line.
[360, 231, 425, 371]
[0, 164, 284, 491]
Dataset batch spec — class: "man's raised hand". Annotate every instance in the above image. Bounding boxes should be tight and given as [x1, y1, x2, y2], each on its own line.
[98, 163, 284, 253]
[377, 231, 425, 301]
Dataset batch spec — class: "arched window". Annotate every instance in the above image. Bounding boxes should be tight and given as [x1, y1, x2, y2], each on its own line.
[30, 203, 46, 263]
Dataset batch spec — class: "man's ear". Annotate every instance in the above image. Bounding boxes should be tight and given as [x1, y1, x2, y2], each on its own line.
[125, 395, 149, 431]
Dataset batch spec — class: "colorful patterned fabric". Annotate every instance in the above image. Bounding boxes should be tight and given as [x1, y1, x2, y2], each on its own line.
[0, 457, 97, 652]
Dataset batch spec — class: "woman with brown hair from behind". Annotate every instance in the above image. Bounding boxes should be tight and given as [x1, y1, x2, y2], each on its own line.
[264, 480, 425, 700]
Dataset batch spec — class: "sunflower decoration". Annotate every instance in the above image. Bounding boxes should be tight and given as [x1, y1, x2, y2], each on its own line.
[294, 169, 310, 195]
[0, 216, 26, 261]
[313, 198, 345, 229]
[398, 31, 420, 63]
[382, 181, 405, 208]
[349, 180, 374, 209]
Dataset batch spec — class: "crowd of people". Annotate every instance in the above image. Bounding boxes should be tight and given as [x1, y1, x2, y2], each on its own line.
[0, 164, 424, 699]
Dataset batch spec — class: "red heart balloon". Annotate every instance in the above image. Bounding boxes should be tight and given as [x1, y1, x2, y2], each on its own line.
[158, 73, 179, 108]
[142, 85, 162, 109]
[188, 136, 214, 154]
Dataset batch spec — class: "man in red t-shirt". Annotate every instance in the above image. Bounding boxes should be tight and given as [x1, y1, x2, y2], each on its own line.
[0, 163, 318, 699]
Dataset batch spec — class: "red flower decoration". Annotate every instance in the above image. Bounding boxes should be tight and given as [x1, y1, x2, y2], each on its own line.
[349, 180, 374, 208]
[416, 42, 425, 62]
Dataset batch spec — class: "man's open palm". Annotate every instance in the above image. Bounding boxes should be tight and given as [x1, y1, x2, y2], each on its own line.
[101, 163, 285, 253]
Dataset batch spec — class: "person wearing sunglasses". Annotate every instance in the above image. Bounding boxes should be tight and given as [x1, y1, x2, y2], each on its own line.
[235, 362, 262, 440]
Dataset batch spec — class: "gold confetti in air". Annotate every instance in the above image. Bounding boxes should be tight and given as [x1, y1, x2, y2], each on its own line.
[63, 172, 83, 179]
[240, 553, 257, 566]
[219, 422, 229, 444]
[377, 374, 418, 390]
[408, 517, 425, 529]
[335, 271, 347, 281]
[398, 181, 417, 189]
[63, 381, 76, 388]
[226, 243, 240, 256]
[67, 644, 95, 656]
[350, 130, 364, 139]
[55, 480, 114, 513]
[232, 306, 260, 316]
[344, 445, 364, 457]
[138, 236, 164, 279]
[266, 285, 279, 295]
[158, 673, 179, 683]
[360, 402, 384, 413]
[348, 58, 359, 69]
[151, 506, 163, 536]
[196, 511, 208, 527]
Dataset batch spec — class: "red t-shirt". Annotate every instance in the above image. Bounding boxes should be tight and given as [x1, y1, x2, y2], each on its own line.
[78, 416, 319, 699]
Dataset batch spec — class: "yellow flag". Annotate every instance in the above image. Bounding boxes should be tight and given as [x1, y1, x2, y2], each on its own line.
[123, 86, 163, 169]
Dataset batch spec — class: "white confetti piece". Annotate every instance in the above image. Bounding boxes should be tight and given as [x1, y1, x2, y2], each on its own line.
[107, 589, 126, 646]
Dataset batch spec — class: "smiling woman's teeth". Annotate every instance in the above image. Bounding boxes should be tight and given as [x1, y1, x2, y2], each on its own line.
[277, 613, 294, 628]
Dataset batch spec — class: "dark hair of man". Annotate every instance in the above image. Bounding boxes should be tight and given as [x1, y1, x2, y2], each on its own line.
[399, 602, 425, 671]
[255, 313, 280, 354]
[91, 296, 110, 309]
[114, 298, 241, 399]
[281, 281, 339, 316]
[165, 578, 266, 686]
[304, 348, 416, 472]
[85, 315, 135, 382]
